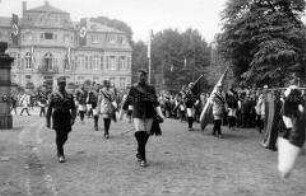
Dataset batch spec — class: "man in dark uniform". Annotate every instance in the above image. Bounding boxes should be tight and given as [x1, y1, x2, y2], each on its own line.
[88, 83, 99, 131]
[121, 70, 164, 167]
[184, 82, 197, 131]
[46, 76, 77, 163]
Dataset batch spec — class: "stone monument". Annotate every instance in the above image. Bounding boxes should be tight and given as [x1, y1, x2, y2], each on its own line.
[0, 42, 14, 129]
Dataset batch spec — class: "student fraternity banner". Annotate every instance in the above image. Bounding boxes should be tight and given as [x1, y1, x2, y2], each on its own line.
[79, 18, 88, 46]
[11, 14, 20, 46]
[200, 66, 229, 131]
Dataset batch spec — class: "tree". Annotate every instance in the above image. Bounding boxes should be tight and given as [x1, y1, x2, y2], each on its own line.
[218, 0, 306, 87]
[151, 29, 211, 91]
[131, 41, 148, 84]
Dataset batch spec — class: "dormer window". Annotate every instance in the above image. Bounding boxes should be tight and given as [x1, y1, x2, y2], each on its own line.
[45, 33, 53, 39]
[41, 32, 54, 40]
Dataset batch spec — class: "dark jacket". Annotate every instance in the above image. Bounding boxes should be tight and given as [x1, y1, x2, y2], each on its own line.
[46, 90, 77, 130]
[123, 83, 159, 119]
[283, 89, 305, 147]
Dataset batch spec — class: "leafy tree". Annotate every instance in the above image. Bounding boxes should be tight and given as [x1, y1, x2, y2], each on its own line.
[150, 29, 211, 91]
[131, 41, 148, 84]
[218, 0, 306, 87]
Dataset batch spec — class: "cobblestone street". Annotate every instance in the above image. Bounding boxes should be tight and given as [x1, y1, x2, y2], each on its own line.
[0, 110, 305, 196]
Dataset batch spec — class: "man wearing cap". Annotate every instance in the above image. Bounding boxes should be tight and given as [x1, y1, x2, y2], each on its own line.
[121, 70, 165, 167]
[184, 82, 197, 131]
[46, 76, 77, 163]
[211, 84, 227, 138]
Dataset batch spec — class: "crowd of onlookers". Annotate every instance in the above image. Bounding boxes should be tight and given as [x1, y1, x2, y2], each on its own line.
[6, 83, 306, 134]
[156, 85, 306, 131]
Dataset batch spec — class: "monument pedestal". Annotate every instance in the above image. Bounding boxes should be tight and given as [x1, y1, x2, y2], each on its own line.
[0, 42, 14, 129]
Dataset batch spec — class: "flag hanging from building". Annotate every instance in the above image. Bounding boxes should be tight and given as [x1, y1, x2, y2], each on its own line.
[65, 47, 71, 69]
[79, 18, 88, 46]
[31, 46, 36, 68]
[11, 14, 20, 45]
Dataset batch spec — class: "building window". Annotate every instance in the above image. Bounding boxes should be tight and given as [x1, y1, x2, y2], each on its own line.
[40, 33, 54, 40]
[93, 56, 99, 70]
[92, 34, 99, 44]
[107, 34, 116, 43]
[85, 56, 89, 69]
[44, 52, 53, 70]
[77, 76, 85, 84]
[25, 52, 32, 69]
[127, 57, 131, 69]
[100, 56, 104, 70]
[89, 56, 93, 69]
[44, 33, 53, 39]
[108, 56, 116, 71]
[119, 56, 126, 70]
[74, 56, 78, 70]
[79, 55, 84, 69]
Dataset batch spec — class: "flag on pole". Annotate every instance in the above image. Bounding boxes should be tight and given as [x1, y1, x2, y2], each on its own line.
[211, 66, 230, 95]
[79, 18, 88, 46]
[199, 66, 230, 131]
[11, 14, 20, 45]
[147, 30, 153, 58]
[31, 46, 36, 68]
[65, 47, 71, 69]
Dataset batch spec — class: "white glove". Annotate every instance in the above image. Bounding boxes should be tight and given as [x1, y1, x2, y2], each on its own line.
[155, 106, 165, 119]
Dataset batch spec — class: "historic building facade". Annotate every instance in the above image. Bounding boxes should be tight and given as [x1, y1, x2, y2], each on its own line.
[0, 1, 132, 90]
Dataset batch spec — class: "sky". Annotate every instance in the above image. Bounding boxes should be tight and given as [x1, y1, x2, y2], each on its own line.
[0, 0, 227, 43]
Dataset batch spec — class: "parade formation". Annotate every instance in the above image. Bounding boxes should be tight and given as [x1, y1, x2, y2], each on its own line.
[0, 0, 306, 195]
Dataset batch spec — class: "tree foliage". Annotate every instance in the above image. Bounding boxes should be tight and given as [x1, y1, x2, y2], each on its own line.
[218, 0, 306, 87]
[131, 41, 148, 84]
[148, 28, 211, 91]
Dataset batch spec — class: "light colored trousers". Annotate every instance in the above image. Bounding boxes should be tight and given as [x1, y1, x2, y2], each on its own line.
[134, 118, 153, 133]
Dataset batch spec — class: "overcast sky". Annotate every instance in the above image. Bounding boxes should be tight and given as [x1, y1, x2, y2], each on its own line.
[0, 0, 227, 43]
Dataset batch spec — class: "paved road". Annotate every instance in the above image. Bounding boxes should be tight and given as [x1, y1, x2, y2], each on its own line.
[0, 110, 305, 196]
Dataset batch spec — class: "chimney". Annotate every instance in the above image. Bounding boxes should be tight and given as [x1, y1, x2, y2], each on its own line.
[22, 1, 27, 17]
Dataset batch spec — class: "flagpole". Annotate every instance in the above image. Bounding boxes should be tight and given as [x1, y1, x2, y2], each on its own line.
[147, 30, 152, 84]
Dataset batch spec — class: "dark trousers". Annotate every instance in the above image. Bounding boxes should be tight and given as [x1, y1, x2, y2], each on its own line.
[213, 119, 222, 135]
[241, 113, 250, 127]
[228, 116, 236, 128]
[20, 108, 30, 116]
[39, 107, 46, 117]
[187, 117, 194, 129]
[135, 131, 150, 161]
[103, 118, 111, 136]
[55, 128, 70, 157]
[94, 116, 99, 129]
[79, 111, 85, 121]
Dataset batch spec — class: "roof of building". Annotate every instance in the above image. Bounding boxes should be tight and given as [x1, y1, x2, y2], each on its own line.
[72, 20, 125, 34]
[26, 1, 68, 14]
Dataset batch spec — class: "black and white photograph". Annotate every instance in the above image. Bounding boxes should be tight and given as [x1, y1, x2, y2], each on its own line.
[0, 0, 305, 195]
